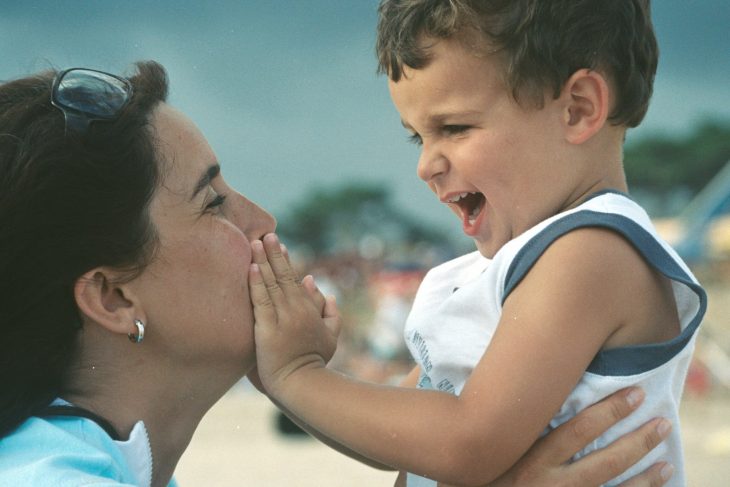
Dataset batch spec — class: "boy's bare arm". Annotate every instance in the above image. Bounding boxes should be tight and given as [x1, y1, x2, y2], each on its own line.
[286, 365, 421, 471]
[250, 232, 663, 485]
[393, 389, 672, 487]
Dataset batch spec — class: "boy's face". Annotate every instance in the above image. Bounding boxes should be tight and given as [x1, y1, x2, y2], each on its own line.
[389, 37, 581, 258]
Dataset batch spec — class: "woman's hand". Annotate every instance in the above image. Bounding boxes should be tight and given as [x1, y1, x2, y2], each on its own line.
[485, 387, 673, 487]
[392, 388, 671, 487]
[249, 233, 341, 395]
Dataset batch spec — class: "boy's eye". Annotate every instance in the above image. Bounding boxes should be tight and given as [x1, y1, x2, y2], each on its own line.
[407, 132, 423, 145]
[443, 125, 470, 135]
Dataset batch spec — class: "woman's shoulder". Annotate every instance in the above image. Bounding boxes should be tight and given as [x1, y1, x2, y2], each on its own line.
[0, 416, 136, 486]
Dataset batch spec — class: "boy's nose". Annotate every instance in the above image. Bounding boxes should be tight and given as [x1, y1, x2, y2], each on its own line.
[417, 144, 448, 182]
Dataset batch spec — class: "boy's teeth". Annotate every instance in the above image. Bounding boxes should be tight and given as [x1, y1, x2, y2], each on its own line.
[448, 191, 474, 203]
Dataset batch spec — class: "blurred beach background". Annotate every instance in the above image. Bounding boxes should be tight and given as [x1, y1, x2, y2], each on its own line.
[3, 1, 729, 485]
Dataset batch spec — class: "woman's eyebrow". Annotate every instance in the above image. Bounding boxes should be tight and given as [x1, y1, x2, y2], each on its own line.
[190, 163, 220, 201]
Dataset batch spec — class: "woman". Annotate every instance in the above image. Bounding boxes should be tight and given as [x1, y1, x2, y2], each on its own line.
[0, 61, 668, 486]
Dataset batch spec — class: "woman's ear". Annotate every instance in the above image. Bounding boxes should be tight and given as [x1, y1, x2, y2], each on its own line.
[74, 268, 144, 338]
[561, 69, 611, 145]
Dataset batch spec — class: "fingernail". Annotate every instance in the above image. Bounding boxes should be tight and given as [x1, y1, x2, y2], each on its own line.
[626, 388, 644, 408]
[264, 233, 278, 244]
[656, 419, 672, 438]
[660, 462, 674, 481]
[250, 263, 259, 273]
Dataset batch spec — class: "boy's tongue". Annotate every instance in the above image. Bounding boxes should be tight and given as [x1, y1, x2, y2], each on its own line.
[458, 193, 485, 236]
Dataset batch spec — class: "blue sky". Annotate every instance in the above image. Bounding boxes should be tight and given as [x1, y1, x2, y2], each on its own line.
[2, 0, 728, 235]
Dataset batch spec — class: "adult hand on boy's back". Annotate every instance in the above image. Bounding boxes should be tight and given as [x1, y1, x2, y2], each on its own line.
[398, 388, 672, 487]
[483, 388, 672, 487]
[249, 233, 341, 396]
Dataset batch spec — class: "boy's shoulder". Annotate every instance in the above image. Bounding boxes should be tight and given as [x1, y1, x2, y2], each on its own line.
[498, 190, 677, 296]
[508, 191, 651, 254]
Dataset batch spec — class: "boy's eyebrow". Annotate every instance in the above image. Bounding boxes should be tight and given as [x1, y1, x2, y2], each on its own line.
[400, 110, 483, 130]
[190, 163, 221, 201]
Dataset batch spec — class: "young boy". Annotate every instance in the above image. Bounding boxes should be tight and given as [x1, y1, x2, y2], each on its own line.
[249, 1, 706, 486]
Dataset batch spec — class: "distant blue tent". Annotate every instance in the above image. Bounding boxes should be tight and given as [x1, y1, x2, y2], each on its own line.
[673, 161, 730, 263]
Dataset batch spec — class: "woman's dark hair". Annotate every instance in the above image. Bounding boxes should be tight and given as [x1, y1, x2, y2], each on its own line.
[0, 61, 168, 437]
[376, 0, 659, 128]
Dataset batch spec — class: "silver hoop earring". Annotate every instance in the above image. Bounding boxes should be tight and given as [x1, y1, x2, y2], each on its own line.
[128, 319, 145, 344]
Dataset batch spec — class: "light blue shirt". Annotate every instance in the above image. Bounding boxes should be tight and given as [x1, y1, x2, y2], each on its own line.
[0, 412, 178, 487]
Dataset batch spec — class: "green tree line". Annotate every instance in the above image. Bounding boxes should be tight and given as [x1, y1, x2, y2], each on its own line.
[625, 119, 730, 195]
[277, 184, 449, 258]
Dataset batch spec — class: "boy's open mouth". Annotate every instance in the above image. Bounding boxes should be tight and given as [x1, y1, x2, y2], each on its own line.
[447, 191, 486, 233]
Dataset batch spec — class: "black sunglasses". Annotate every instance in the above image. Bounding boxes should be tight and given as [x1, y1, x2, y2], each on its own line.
[51, 68, 133, 137]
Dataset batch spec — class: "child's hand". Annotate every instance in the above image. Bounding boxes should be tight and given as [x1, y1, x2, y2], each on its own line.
[249, 233, 341, 395]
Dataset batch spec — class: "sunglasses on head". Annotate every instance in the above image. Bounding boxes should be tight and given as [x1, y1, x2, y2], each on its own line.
[51, 67, 133, 137]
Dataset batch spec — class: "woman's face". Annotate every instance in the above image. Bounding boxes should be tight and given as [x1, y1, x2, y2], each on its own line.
[130, 103, 275, 378]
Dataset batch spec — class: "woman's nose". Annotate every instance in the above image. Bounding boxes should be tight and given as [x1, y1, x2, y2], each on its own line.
[416, 142, 448, 182]
[233, 193, 277, 240]
[249, 203, 277, 241]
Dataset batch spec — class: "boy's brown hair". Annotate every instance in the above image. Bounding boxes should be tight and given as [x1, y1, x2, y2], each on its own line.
[376, 0, 658, 127]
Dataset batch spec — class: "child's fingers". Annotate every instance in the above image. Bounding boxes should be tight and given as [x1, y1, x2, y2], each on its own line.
[302, 275, 326, 313]
[323, 294, 342, 338]
[249, 263, 277, 324]
[262, 234, 300, 295]
[280, 243, 291, 263]
[251, 239, 275, 282]
[280, 243, 306, 296]
[251, 240, 287, 307]
[323, 294, 338, 318]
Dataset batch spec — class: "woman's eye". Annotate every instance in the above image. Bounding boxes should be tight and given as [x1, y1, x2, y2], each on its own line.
[205, 193, 227, 212]
[407, 132, 423, 146]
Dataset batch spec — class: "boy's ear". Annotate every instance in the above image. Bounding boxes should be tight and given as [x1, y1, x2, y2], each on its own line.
[74, 268, 144, 338]
[561, 69, 610, 145]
